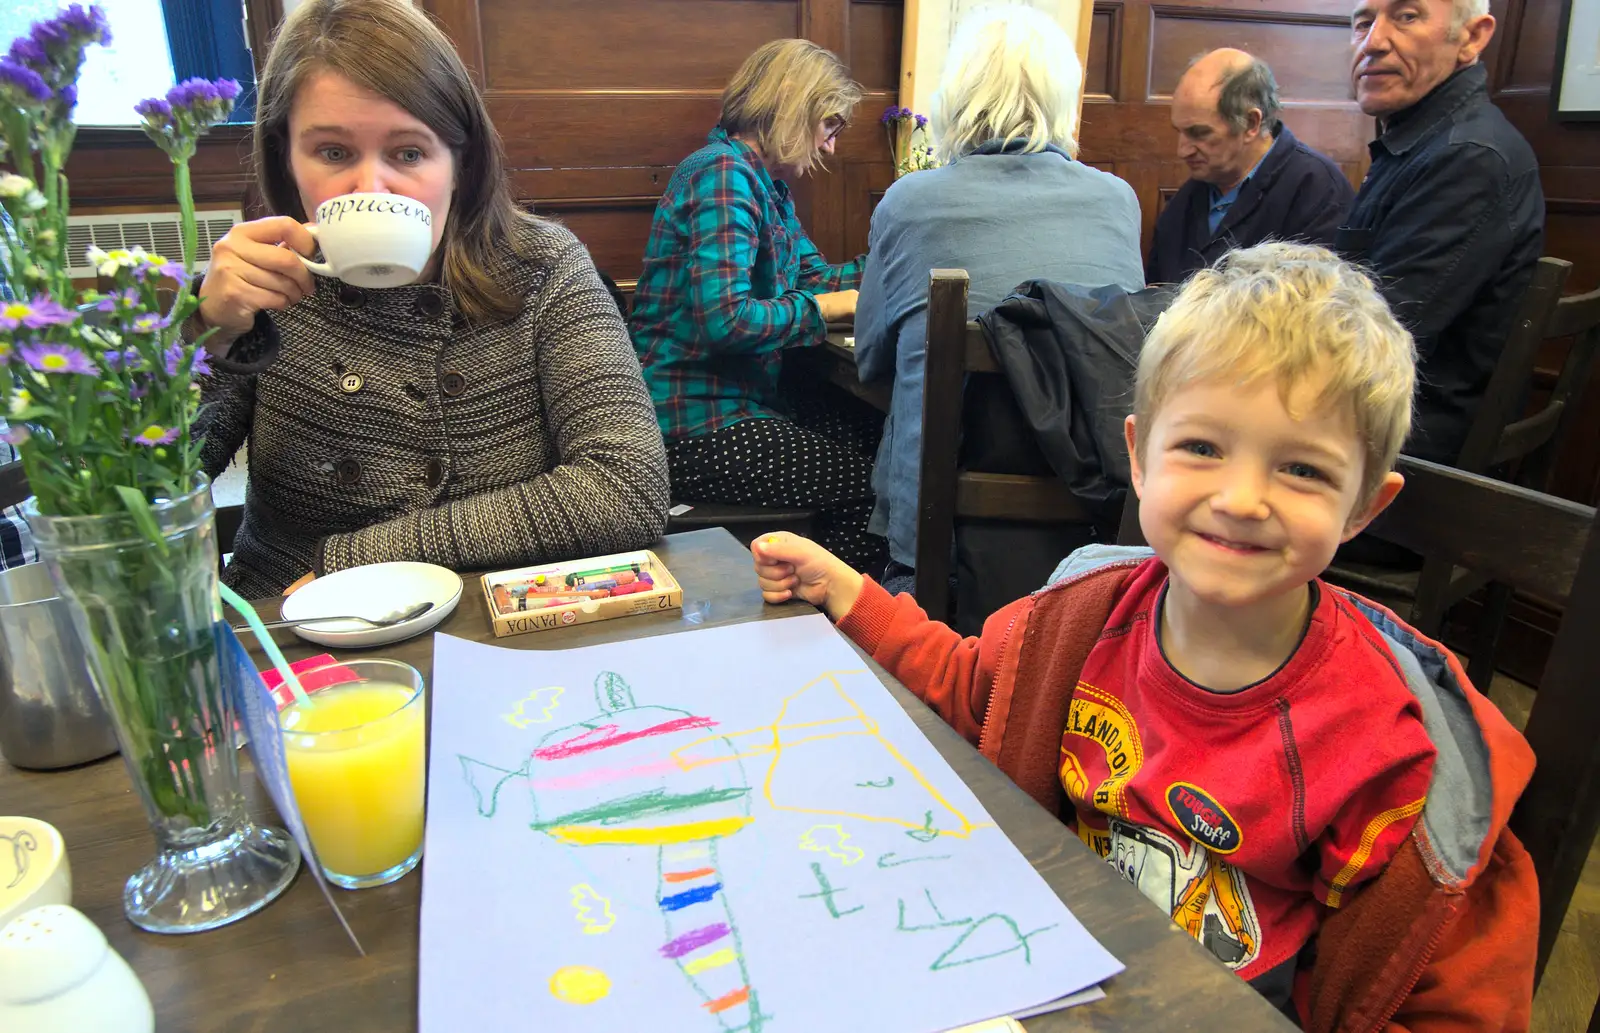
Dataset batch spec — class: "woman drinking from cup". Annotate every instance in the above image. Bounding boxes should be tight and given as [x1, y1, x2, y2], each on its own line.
[630, 40, 886, 574]
[192, 0, 669, 598]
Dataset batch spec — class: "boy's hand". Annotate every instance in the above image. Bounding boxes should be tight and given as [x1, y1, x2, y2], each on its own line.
[751, 532, 864, 621]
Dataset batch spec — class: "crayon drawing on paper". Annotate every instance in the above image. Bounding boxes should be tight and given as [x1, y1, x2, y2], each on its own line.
[421, 615, 1121, 1033]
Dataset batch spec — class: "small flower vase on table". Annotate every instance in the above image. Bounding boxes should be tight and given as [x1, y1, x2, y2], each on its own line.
[881, 106, 939, 179]
[0, 6, 298, 933]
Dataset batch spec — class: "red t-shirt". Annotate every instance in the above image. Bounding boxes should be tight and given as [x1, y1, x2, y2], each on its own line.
[1060, 560, 1437, 980]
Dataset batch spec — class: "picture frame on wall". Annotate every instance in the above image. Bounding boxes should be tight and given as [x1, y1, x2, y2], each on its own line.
[1554, 0, 1600, 121]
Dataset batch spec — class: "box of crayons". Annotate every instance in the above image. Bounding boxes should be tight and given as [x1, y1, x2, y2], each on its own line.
[480, 549, 683, 638]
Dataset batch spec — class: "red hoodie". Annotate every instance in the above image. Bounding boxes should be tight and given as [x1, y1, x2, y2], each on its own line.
[837, 547, 1539, 1033]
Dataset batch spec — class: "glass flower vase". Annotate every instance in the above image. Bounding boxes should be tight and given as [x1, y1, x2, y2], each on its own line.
[28, 477, 299, 933]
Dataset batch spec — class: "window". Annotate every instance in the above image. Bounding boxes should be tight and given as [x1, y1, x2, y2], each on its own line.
[0, 0, 257, 127]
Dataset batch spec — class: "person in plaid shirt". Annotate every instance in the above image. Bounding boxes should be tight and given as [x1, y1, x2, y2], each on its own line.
[631, 39, 887, 572]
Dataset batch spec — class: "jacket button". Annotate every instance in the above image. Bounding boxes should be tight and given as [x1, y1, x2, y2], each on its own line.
[425, 458, 445, 487]
[336, 459, 362, 486]
[340, 372, 364, 394]
[338, 285, 367, 308]
[417, 293, 445, 318]
[441, 370, 466, 397]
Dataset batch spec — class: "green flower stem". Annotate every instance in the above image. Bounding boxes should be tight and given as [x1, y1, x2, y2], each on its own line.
[173, 159, 196, 312]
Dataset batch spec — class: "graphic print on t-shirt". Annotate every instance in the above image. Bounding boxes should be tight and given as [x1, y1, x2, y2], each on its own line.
[1061, 682, 1262, 970]
[1106, 817, 1261, 969]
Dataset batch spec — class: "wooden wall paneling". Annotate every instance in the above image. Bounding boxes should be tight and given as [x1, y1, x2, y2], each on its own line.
[480, 0, 797, 90]
[1145, 7, 1354, 101]
[66, 127, 255, 208]
[423, 0, 487, 84]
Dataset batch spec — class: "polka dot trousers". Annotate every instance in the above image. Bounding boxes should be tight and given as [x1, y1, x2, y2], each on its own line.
[668, 401, 888, 573]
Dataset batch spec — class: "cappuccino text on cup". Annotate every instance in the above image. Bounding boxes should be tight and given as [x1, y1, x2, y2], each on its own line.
[299, 193, 434, 290]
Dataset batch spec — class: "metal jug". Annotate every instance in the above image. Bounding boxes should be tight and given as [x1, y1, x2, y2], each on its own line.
[0, 564, 117, 769]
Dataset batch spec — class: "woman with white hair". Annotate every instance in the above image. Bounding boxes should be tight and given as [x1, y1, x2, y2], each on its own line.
[854, 5, 1144, 593]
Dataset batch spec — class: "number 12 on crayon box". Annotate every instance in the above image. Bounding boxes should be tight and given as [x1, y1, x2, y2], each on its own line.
[480, 549, 683, 638]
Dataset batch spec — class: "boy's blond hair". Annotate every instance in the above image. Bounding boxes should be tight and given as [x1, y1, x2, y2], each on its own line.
[720, 39, 862, 175]
[1133, 242, 1415, 507]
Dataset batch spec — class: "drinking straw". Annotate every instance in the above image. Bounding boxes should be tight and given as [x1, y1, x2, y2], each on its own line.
[220, 583, 313, 709]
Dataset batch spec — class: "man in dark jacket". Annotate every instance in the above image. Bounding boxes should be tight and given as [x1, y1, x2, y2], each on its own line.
[1338, 0, 1543, 466]
[1146, 49, 1354, 286]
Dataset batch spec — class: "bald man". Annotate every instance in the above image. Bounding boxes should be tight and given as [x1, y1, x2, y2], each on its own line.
[1147, 49, 1354, 286]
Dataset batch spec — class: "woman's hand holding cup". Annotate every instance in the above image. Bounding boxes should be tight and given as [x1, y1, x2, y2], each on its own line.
[196, 216, 318, 347]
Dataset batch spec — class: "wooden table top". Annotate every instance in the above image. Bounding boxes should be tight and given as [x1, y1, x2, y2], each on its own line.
[809, 331, 891, 413]
[2, 528, 1292, 1032]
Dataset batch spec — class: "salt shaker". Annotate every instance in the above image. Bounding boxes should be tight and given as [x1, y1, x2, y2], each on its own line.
[0, 904, 154, 1033]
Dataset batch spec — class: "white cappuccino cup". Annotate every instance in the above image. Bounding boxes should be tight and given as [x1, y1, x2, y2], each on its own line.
[299, 192, 434, 289]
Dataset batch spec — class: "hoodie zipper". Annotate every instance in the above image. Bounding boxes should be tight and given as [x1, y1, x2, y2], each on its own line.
[978, 610, 1020, 758]
[977, 558, 1145, 757]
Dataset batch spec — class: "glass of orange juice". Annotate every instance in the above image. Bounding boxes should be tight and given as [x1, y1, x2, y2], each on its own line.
[278, 659, 427, 889]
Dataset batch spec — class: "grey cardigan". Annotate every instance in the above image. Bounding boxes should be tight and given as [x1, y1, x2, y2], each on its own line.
[197, 218, 669, 598]
[854, 144, 1145, 568]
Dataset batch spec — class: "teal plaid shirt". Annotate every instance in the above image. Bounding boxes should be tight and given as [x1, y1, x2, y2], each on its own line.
[630, 127, 865, 441]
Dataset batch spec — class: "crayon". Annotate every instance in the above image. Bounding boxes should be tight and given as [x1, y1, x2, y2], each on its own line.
[608, 581, 656, 597]
[527, 595, 594, 609]
[564, 561, 644, 587]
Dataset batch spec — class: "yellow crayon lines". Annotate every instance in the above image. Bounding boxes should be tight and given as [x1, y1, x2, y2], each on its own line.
[502, 685, 565, 728]
[671, 671, 982, 839]
[545, 816, 754, 846]
[799, 824, 864, 866]
[682, 947, 739, 976]
[569, 883, 616, 934]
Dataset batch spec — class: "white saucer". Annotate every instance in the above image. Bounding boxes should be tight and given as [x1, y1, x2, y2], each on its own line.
[279, 561, 462, 648]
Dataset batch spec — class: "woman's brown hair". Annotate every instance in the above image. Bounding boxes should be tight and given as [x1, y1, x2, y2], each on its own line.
[720, 39, 862, 175]
[254, 0, 534, 324]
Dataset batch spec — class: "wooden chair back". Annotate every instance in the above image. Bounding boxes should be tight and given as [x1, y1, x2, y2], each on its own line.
[1409, 259, 1600, 677]
[912, 269, 1087, 622]
[1366, 456, 1600, 985]
[1454, 257, 1573, 477]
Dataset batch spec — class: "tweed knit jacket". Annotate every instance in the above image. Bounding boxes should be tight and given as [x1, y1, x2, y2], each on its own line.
[196, 218, 670, 599]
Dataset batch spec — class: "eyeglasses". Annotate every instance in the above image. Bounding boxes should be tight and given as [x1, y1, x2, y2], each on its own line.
[822, 116, 849, 143]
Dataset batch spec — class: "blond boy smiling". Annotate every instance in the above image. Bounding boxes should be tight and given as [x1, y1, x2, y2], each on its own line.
[754, 243, 1537, 1027]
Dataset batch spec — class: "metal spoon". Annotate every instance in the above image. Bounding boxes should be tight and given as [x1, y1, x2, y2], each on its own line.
[238, 600, 436, 633]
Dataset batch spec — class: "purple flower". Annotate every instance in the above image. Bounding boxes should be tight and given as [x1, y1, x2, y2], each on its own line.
[914, 113, 928, 129]
[165, 78, 218, 109]
[0, 296, 76, 330]
[56, 4, 112, 47]
[190, 349, 211, 377]
[20, 342, 98, 376]
[131, 424, 178, 447]
[158, 77, 240, 132]
[154, 261, 189, 285]
[94, 288, 139, 314]
[2, 425, 29, 447]
[0, 60, 50, 105]
[881, 104, 901, 125]
[57, 83, 76, 111]
[134, 96, 171, 120]
[134, 313, 173, 336]
[7, 37, 48, 70]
